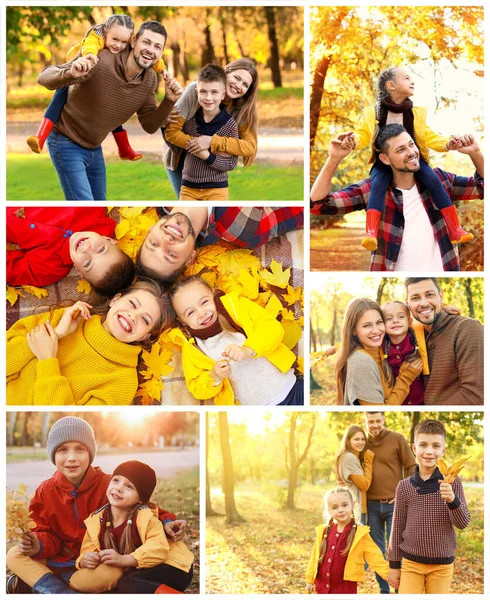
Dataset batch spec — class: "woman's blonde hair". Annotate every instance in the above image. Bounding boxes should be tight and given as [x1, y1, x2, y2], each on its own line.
[335, 298, 393, 404]
[318, 487, 357, 564]
[225, 58, 259, 167]
[334, 425, 367, 483]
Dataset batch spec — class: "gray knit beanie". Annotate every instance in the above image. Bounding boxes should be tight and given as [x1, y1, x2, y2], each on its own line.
[47, 417, 97, 465]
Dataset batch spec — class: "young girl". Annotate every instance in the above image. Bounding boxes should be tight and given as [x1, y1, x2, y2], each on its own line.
[305, 486, 391, 594]
[168, 276, 303, 406]
[342, 65, 472, 250]
[69, 460, 194, 594]
[7, 279, 170, 406]
[27, 14, 165, 160]
[163, 58, 259, 198]
[336, 298, 422, 406]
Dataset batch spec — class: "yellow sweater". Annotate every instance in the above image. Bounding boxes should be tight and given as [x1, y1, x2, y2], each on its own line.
[7, 309, 141, 406]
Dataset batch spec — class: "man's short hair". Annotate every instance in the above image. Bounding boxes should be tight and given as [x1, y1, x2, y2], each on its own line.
[135, 20, 167, 41]
[404, 277, 441, 292]
[197, 64, 226, 87]
[91, 252, 135, 296]
[375, 123, 407, 154]
[414, 419, 447, 441]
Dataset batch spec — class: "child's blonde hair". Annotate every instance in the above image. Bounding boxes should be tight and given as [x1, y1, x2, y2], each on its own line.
[319, 487, 358, 565]
[103, 504, 139, 555]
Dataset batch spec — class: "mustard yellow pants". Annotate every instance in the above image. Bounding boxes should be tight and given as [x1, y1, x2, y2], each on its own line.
[180, 185, 228, 200]
[399, 558, 454, 594]
[6, 545, 122, 593]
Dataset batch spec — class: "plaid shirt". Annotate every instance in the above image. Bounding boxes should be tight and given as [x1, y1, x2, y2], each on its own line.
[311, 169, 483, 271]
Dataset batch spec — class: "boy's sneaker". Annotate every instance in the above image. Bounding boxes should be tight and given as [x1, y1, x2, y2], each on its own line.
[6, 574, 32, 594]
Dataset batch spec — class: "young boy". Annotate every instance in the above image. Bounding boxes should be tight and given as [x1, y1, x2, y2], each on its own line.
[387, 419, 470, 593]
[165, 64, 239, 200]
[6, 417, 184, 594]
[7, 207, 135, 295]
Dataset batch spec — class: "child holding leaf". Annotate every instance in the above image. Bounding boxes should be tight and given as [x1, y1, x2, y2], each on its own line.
[388, 419, 470, 593]
[168, 276, 303, 405]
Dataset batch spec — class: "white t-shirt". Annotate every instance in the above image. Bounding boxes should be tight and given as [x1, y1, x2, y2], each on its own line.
[395, 184, 444, 271]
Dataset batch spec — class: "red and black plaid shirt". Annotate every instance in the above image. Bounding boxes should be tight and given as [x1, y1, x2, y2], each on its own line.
[310, 169, 483, 271]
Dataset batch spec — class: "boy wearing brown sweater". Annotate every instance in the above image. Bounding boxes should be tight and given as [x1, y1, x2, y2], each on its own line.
[388, 419, 470, 593]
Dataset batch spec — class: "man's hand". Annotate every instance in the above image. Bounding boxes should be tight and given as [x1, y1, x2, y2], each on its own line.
[18, 532, 40, 556]
[79, 551, 101, 569]
[439, 481, 456, 503]
[99, 548, 137, 568]
[211, 358, 232, 382]
[186, 135, 213, 153]
[163, 71, 183, 102]
[223, 344, 254, 362]
[27, 322, 59, 360]
[387, 568, 401, 589]
[164, 519, 187, 542]
[70, 56, 97, 78]
[163, 108, 180, 127]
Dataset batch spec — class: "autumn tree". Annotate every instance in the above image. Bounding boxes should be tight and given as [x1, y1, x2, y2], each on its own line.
[285, 413, 317, 509]
[206, 413, 219, 516]
[218, 413, 245, 524]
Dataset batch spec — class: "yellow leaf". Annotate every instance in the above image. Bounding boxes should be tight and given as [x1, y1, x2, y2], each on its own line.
[77, 279, 92, 295]
[141, 344, 174, 379]
[216, 249, 262, 275]
[437, 458, 448, 476]
[137, 377, 164, 402]
[21, 285, 48, 299]
[283, 285, 303, 306]
[18, 484, 26, 495]
[200, 270, 218, 289]
[297, 357, 304, 374]
[260, 260, 291, 288]
[7, 287, 21, 306]
[265, 293, 283, 317]
[281, 319, 302, 349]
[115, 219, 130, 239]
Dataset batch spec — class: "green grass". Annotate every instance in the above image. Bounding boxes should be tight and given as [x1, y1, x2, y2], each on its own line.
[258, 86, 303, 101]
[7, 154, 303, 201]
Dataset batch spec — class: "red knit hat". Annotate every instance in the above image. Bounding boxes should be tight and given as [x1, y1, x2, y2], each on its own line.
[112, 460, 157, 504]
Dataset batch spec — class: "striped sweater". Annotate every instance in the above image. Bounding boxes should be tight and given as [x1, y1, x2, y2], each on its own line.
[388, 467, 470, 567]
[166, 105, 238, 189]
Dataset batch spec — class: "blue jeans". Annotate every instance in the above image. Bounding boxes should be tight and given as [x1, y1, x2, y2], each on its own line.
[165, 159, 184, 199]
[47, 130, 106, 200]
[367, 499, 395, 593]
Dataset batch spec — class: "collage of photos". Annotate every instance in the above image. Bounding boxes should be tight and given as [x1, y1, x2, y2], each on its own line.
[1, 1, 486, 599]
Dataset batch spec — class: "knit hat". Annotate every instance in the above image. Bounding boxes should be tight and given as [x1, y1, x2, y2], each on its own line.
[112, 460, 157, 504]
[47, 417, 97, 465]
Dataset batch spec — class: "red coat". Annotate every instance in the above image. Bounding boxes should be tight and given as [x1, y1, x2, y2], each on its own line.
[6, 207, 116, 287]
[29, 466, 176, 567]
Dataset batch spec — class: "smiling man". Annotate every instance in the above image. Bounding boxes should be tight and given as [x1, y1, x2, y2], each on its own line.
[310, 124, 484, 271]
[37, 21, 183, 200]
[405, 277, 483, 405]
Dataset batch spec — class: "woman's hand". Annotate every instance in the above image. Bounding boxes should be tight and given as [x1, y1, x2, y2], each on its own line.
[27, 322, 59, 360]
[186, 135, 213, 154]
[364, 449, 375, 461]
[223, 344, 254, 362]
[404, 357, 423, 373]
[443, 303, 461, 316]
[55, 301, 92, 339]
[79, 551, 101, 569]
[99, 548, 137, 568]
[211, 358, 232, 382]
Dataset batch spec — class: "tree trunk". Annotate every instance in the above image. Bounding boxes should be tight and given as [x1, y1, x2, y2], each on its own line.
[409, 412, 421, 445]
[202, 10, 216, 66]
[170, 41, 181, 78]
[233, 25, 246, 58]
[310, 55, 330, 151]
[265, 7, 282, 88]
[310, 317, 317, 352]
[218, 413, 245, 524]
[286, 414, 317, 509]
[220, 16, 229, 65]
[376, 279, 387, 305]
[7, 413, 17, 447]
[310, 371, 322, 390]
[463, 278, 475, 318]
[330, 308, 337, 346]
[206, 414, 219, 516]
[41, 413, 51, 446]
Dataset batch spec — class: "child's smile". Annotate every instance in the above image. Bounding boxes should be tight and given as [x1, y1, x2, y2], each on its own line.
[382, 302, 411, 343]
[172, 280, 218, 330]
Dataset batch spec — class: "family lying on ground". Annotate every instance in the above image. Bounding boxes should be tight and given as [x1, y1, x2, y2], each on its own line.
[306, 415, 470, 594]
[30, 15, 258, 200]
[330, 277, 483, 406]
[6, 206, 304, 406]
[311, 66, 484, 271]
[7, 417, 193, 594]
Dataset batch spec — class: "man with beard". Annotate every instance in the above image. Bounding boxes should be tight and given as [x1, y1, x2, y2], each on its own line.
[405, 277, 483, 405]
[37, 21, 183, 200]
[310, 124, 484, 271]
[136, 206, 304, 282]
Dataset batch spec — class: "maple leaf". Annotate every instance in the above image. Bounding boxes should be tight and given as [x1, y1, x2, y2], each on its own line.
[77, 279, 92, 295]
[21, 285, 48, 300]
[137, 378, 164, 404]
[265, 293, 283, 317]
[6, 486, 36, 542]
[141, 344, 174, 379]
[6, 286, 25, 306]
[200, 270, 218, 289]
[259, 260, 291, 288]
[115, 219, 130, 239]
[283, 285, 303, 306]
[216, 249, 262, 275]
[437, 456, 471, 483]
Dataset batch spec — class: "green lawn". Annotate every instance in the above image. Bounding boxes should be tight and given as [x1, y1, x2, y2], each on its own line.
[7, 154, 303, 201]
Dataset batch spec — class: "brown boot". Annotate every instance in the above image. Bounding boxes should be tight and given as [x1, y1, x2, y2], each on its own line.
[361, 209, 381, 251]
[112, 129, 142, 161]
[26, 118, 54, 153]
[440, 205, 473, 244]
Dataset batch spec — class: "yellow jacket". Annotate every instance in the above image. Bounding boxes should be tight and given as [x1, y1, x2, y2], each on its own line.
[168, 292, 296, 405]
[353, 105, 449, 164]
[77, 505, 193, 572]
[67, 28, 166, 73]
[7, 309, 141, 406]
[306, 523, 390, 584]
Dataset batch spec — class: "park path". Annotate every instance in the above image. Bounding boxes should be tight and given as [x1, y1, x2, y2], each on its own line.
[7, 448, 199, 495]
[7, 120, 304, 164]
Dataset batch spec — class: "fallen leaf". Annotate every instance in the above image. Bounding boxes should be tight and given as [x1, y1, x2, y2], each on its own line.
[77, 279, 92, 295]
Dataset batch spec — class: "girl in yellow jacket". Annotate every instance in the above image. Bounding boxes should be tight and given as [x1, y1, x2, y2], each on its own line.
[305, 486, 392, 594]
[7, 279, 170, 406]
[27, 14, 165, 161]
[341, 66, 472, 250]
[69, 460, 194, 593]
[168, 276, 303, 406]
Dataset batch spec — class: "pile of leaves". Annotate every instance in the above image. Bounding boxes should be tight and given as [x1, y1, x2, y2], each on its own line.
[6, 484, 35, 545]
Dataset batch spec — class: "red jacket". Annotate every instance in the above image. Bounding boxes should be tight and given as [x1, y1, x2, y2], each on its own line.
[6, 207, 116, 287]
[30, 466, 176, 567]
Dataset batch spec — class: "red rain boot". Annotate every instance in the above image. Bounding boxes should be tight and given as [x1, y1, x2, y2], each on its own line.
[112, 129, 143, 161]
[154, 584, 183, 594]
[440, 205, 473, 244]
[26, 118, 54, 153]
[361, 209, 381, 251]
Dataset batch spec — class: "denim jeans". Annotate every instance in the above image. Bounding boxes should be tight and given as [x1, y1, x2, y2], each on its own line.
[47, 130, 106, 200]
[165, 159, 184, 199]
[367, 499, 395, 593]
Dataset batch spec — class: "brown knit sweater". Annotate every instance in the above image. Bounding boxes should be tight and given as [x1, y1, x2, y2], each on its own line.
[365, 428, 416, 501]
[37, 48, 175, 149]
[423, 311, 483, 405]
